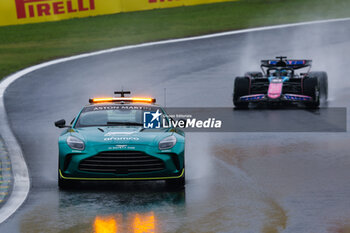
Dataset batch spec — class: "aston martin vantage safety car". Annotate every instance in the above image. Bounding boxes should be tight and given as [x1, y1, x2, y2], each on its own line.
[233, 56, 328, 108]
[55, 91, 185, 189]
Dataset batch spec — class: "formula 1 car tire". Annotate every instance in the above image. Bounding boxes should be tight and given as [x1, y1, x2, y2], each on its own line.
[303, 77, 320, 108]
[308, 71, 328, 100]
[233, 77, 250, 108]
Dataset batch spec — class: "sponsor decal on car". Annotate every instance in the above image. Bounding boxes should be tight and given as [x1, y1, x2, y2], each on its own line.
[104, 137, 140, 141]
[88, 105, 154, 112]
[107, 145, 136, 150]
[104, 132, 137, 136]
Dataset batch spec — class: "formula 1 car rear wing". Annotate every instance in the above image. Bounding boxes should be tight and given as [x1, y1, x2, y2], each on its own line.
[260, 56, 312, 75]
[261, 56, 312, 69]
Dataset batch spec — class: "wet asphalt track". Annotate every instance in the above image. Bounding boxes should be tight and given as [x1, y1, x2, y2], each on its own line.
[1, 20, 350, 232]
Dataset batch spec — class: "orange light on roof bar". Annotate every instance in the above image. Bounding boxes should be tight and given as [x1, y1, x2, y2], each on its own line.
[132, 97, 154, 102]
[91, 97, 115, 103]
[89, 97, 156, 103]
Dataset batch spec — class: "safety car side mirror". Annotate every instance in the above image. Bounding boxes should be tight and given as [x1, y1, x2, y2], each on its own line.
[55, 119, 69, 128]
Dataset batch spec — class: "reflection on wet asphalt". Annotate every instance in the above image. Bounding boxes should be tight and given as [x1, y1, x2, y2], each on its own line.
[19, 183, 186, 233]
[2, 20, 350, 232]
[213, 133, 350, 233]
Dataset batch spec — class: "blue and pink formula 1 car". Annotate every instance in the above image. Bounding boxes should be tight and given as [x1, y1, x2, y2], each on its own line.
[233, 56, 328, 108]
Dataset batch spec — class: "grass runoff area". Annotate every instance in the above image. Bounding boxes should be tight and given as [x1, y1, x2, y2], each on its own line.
[0, 0, 350, 79]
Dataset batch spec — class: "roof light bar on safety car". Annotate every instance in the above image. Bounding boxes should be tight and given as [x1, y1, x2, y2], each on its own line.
[89, 97, 156, 104]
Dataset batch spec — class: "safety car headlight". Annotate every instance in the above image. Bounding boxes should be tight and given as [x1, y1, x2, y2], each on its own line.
[67, 136, 85, 150]
[159, 135, 177, 150]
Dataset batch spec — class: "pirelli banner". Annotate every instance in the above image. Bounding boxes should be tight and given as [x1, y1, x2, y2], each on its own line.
[0, 0, 235, 26]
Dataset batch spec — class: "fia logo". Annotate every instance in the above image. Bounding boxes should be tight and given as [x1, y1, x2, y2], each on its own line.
[143, 109, 161, 129]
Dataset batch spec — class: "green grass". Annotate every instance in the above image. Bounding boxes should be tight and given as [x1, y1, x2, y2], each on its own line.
[0, 0, 350, 79]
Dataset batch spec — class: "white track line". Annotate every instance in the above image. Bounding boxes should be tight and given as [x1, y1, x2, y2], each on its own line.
[0, 17, 349, 224]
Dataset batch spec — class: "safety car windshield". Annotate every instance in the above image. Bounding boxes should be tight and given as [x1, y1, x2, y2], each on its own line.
[75, 105, 166, 128]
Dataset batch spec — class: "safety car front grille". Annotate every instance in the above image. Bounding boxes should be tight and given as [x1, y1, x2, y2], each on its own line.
[79, 151, 165, 174]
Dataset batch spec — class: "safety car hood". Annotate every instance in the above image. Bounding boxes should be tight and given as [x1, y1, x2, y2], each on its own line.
[71, 127, 173, 145]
